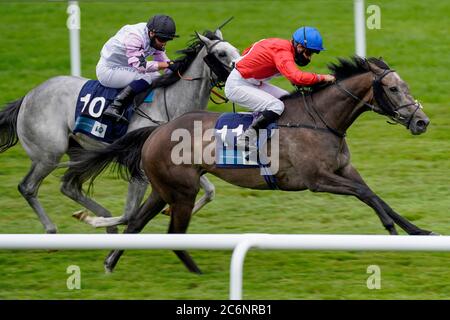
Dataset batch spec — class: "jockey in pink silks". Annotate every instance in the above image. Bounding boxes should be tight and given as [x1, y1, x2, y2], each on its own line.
[96, 15, 181, 122]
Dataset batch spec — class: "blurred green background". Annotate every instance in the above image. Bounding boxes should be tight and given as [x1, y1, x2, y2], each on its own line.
[0, 0, 448, 299]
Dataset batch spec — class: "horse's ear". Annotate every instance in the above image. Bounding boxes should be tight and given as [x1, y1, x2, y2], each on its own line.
[214, 29, 223, 40]
[376, 56, 391, 69]
[367, 59, 384, 74]
[195, 31, 213, 48]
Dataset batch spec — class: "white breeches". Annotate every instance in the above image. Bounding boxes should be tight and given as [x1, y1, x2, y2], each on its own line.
[224, 68, 289, 115]
[96, 61, 160, 89]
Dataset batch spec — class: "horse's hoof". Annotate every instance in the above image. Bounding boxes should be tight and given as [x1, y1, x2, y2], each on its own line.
[104, 264, 113, 274]
[72, 209, 89, 221]
[189, 266, 203, 275]
[46, 227, 57, 234]
[429, 231, 441, 236]
[161, 207, 171, 216]
[106, 226, 119, 234]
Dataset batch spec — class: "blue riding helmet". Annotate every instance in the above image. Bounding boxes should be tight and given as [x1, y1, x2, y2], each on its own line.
[292, 26, 325, 51]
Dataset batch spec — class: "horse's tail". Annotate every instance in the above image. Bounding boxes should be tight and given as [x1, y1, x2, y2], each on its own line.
[0, 97, 24, 153]
[63, 126, 158, 192]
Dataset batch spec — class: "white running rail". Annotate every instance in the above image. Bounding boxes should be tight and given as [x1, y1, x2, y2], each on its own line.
[0, 234, 449, 299]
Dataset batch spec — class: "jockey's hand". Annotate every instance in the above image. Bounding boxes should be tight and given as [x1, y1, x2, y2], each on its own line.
[167, 60, 183, 73]
[321, 74, 336, 83]
[158, 61, 170, 70]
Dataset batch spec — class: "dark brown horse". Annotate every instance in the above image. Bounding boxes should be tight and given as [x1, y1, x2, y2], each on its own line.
[63, 57, 434, 273]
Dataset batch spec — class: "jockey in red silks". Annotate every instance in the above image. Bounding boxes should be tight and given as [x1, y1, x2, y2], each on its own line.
[224, 26, 336, 151]
[97, 15, 181, 123]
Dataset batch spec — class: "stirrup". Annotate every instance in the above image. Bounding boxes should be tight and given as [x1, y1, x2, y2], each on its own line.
[103, 106, 129, 124]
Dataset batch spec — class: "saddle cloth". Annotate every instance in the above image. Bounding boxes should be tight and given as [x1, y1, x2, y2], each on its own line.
[73, 80, 154, 144]
[214, 112, 277, 168]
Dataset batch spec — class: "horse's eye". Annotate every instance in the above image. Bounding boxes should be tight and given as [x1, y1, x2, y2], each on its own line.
[389, 86, 399, 93]
[217, 51, 227, 58]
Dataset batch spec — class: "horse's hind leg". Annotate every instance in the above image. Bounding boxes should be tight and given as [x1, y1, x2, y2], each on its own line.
[18, 161, 58, 233]
[168, 201, 202, 274]
[70, 180, 148, 230]
[60, 178, 119, 234]
[60, 145, 119, 233]
[104, 190, 166, 273]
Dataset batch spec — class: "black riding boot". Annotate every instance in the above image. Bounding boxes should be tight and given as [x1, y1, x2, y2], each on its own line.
[103, 85, 136, 123]
[236, 110, 280, 152]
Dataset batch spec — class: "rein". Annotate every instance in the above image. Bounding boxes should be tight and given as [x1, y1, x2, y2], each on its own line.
[278, 87, 346, 138]
[133, 106, 165, 125]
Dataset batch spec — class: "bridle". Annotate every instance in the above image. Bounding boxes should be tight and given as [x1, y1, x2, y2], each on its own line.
[336, 66, 422, 129]
[279, 63, 423, 138]
[203, 39, 233, 84]
[178, 38, 233, 104]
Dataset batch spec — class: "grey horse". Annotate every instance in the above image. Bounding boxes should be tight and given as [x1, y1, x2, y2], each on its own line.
[0, 29, 240, 236]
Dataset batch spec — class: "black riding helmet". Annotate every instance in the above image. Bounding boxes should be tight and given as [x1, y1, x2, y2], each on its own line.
[147, 15, 179, 41]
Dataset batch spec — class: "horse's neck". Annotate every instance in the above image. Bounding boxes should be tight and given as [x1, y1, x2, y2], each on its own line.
[175, 46, 212, 111]
[334, 73, 374, 132]
[283, 73, 373, 134]
[158, 47, 211, 116]
[133, 47, 211, 128]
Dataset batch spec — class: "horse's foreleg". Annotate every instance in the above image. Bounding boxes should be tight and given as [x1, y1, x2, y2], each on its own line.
[191, 175, 215, 215]
[104, 190, 166, 273]
[338, 165, 432, 235]
[162, 175, 215, 216]
[18, 162, 58, 233]
[376, 198, 433, 235]
[123, 180, 148, 221]
[168, 202, 202, 274]
[308, 168, 397, 235]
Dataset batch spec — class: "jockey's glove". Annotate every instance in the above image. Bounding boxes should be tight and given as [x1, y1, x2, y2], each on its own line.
[168, 60, 183, 73]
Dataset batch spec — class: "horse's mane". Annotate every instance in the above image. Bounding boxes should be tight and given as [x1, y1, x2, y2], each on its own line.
[329, 56, 390, 80]
[280, 56, 390, 101]
[149, 30, 221, 89]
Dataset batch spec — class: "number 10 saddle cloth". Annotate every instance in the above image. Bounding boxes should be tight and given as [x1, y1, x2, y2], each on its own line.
[73, 80, 154, 144]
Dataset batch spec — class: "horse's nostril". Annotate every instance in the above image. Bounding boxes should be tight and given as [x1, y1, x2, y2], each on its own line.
[416, 119, 429, 128]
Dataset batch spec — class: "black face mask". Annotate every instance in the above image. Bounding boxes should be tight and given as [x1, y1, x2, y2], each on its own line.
[149, 35, 166, 51]
[149, 36, 157, 49]
[294, 50, 311, 66]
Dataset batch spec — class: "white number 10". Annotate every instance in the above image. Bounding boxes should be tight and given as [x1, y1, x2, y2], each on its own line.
[80, 94, 106, 118]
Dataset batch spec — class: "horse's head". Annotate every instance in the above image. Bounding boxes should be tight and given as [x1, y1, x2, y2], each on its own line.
[196, 29, 240, 83]
[367, 58, 430, 135]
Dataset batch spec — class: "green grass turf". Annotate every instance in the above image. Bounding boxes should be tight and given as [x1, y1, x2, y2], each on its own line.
[0, 0, 448, 299]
